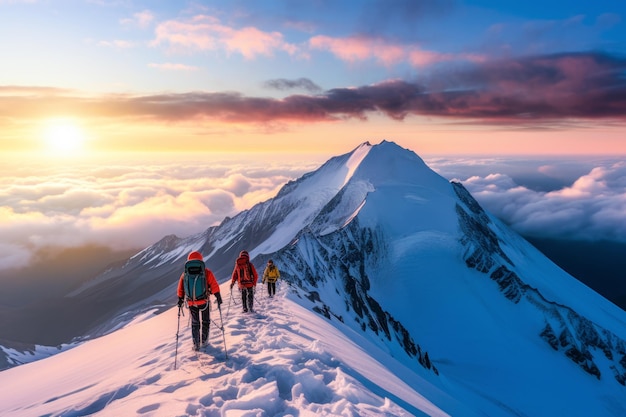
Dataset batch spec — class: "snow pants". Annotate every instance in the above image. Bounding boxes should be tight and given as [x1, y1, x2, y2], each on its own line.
[241, 287, 254, 312]
[189, 303, 210, 346]
[266, 281, 276, 297]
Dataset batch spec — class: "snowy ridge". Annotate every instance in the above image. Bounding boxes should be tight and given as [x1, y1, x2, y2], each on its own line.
[0, 284, 459, 416]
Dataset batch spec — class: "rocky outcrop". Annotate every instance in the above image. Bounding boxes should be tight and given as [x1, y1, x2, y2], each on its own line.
[275, 220, 439, 376]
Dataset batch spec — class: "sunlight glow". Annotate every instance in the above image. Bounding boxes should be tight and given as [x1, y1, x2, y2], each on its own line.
[42, 119, 87, 155]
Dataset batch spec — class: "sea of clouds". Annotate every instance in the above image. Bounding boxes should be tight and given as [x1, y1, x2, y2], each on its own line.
[428, 156, 626, 243]
[0, 153, 324, 271]
[1, 153, 624, 273]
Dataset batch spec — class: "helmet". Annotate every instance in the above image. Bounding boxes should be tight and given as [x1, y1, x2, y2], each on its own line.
[187, 251, 204, 261]
[239, 250, 249, 259]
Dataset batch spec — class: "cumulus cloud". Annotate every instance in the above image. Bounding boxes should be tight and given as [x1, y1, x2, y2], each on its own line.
[0, 156, 321, 271]
[457, 160, 626, 242]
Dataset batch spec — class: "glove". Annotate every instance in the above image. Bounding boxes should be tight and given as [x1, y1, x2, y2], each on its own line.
[177, 297, 184, 307]
[230, 282, 235, 289]
[215, 292, 223, 306]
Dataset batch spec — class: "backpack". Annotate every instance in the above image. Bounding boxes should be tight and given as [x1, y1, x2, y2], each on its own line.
[183, 259, 207, 301]
[237, 259, 255, 286]
[266, 265, 279, 282]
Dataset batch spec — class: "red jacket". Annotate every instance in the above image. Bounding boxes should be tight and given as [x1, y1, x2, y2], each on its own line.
[231, 257, 258, 289]
[177, 268, 220, 306]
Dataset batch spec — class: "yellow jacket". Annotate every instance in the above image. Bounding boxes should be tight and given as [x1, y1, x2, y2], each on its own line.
[262, 264, 280, 283]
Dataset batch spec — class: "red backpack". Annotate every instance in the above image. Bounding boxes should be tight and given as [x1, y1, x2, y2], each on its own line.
[236, 257, 255, 286]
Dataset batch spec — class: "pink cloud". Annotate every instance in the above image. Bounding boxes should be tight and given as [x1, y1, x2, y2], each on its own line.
[309, 35, 404, 66]
[152, 15, 296, 59]
[219, 26, 295, 58]
[98, 40, 137, 49]
[152, 15, 220, 50]
[309, 35, 481, 67]
[148, 62, 200, 71]
[120, 10, 154, 29]
[407, 49, 453, 67]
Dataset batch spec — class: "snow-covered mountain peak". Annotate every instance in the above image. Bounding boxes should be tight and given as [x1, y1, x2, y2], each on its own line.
[269, 140, 453, 241]
[4, 140, 626, 416]
[276, 141, 371, 200]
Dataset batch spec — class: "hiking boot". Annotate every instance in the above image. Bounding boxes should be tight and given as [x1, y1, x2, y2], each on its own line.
[193, 343, 200, 351]
[243, 308, 248, 313]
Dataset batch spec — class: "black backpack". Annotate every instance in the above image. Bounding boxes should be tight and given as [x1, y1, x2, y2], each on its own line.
[183, 259, 207, 301]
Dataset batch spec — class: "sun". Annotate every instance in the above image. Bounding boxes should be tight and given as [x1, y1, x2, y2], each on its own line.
[42, 119, 87, 155]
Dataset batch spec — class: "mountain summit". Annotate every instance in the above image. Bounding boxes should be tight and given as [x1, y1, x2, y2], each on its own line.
[2, 140, 626, 416]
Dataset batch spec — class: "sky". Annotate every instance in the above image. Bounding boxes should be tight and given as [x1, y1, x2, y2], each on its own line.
[0, 1, 625, 275]
[0, 0, 625, 156]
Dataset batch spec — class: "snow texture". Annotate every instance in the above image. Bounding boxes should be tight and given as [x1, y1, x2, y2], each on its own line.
[0, 285, 450, 416]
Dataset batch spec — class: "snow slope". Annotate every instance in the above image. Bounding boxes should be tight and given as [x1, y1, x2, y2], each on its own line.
[0, 282, 466, 417]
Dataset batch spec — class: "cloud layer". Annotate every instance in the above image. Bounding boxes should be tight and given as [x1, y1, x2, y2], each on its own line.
[0, 155, 322, 271]
[429, 157, 626, 242]
[3, 153, 624, 273]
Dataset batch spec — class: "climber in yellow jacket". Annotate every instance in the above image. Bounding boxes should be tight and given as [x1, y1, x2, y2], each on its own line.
[262, 259, 280, 298]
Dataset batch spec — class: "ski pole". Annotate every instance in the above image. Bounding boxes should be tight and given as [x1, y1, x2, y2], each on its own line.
[218, 304, 228, 359]
[174, 304, 184, 370]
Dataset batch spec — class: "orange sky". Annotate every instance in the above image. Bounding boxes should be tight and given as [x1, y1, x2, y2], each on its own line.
[5, 112, 624, 158]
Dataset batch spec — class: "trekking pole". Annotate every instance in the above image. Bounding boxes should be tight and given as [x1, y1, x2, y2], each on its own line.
[174, 304, 184, 370]
[253, 287, 263, 307]
[226, 286, 234, 320]
[218, 305, 228, 359]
